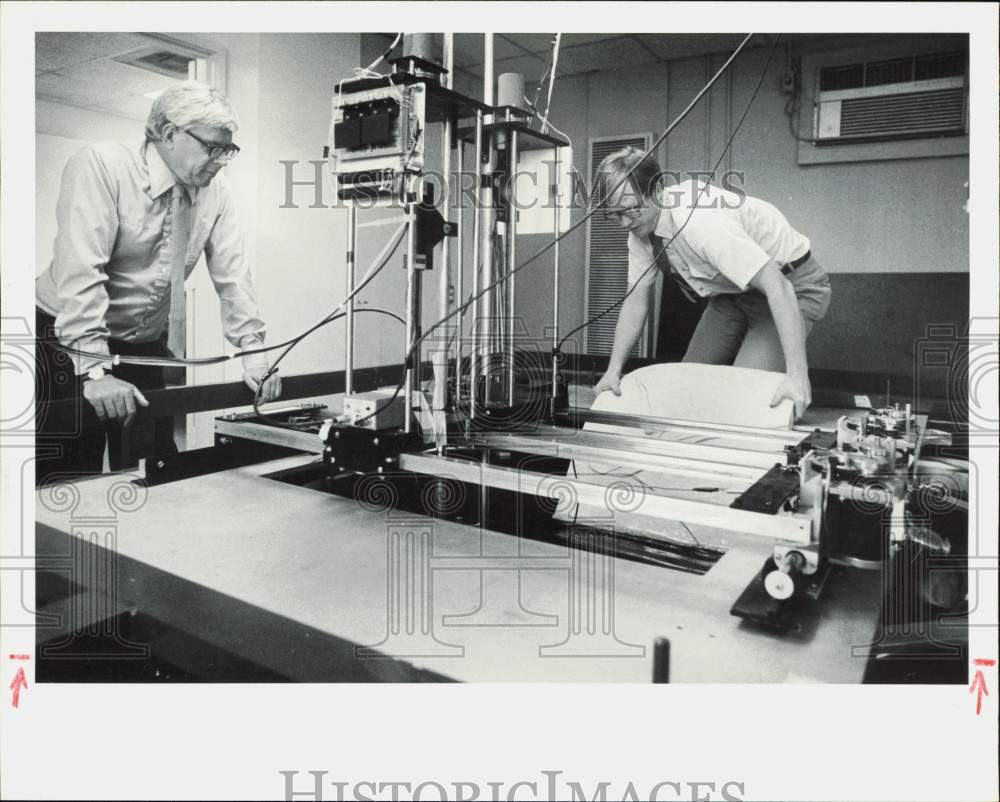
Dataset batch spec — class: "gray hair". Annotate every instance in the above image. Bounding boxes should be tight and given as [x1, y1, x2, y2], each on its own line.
[145, 81, 239, 141]
[595, 145, 663, 205]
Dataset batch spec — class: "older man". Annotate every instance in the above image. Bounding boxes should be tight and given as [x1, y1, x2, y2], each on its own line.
[35, 81, 280, 483]
[592, 146, 831, 420]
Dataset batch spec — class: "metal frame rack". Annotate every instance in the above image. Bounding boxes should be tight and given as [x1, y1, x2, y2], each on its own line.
[333, 35, 569, 434]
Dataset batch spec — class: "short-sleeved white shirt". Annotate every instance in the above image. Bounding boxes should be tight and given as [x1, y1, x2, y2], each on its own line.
[627, 180, 810, 296]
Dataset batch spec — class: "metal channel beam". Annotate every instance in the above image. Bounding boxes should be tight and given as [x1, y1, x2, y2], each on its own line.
[214, 419, 324, 454]
[400, 453, 812, 544]
[473, 426, 785, 470]
[468, 432, 762, 484]
[562, 408, 808, 444]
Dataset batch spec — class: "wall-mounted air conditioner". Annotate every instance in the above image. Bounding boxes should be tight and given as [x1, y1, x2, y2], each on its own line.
[812, 36, 969, 145]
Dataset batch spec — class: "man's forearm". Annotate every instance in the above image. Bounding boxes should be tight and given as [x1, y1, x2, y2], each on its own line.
[607, 290, 651, 374]
[766, 280, 808, 377]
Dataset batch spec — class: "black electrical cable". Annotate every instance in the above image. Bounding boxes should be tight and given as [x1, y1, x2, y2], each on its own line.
[52, 323, 351, 368]
[784, 96, 818, 144]
[250, 306, 405, 427]
[558, 34, 782, 351]
[362, 33, 762, 427]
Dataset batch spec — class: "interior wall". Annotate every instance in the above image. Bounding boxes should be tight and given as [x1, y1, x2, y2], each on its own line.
[173, 32, 364, 381]
[177, 33, 362, 443]
[36, 102, 147, 277]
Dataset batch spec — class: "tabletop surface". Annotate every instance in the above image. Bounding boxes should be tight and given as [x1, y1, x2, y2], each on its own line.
[36, 422, 883, 683]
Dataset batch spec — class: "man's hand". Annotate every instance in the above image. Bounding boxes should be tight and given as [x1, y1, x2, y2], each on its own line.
[594, 369, 622, 397]
[770, 373, 812, 421]
[82, 376, 149, 426]
[242, 351, 281, 403]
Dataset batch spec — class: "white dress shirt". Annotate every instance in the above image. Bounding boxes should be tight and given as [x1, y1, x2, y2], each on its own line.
[627, 180, 811, 297]
[36, 140, 266, 373]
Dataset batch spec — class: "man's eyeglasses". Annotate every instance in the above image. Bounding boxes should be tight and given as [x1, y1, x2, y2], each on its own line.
[604, 205, 643, 224]
[178, 127, 241, 162]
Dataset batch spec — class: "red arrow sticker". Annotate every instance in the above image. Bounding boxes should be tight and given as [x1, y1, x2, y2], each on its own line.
[970, 658, 995, 716]
[9, 666, 28, 709]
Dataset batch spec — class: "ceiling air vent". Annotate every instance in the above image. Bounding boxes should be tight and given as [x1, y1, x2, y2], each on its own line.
[814, 50, 967, 143]
[113, 40, 206, 79]
[134, 51, 191, 76]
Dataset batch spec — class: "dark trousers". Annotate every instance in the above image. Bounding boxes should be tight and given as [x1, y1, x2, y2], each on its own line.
[35, 308, 178, 486]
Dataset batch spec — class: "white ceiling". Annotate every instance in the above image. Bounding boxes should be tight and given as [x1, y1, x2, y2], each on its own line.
[35, 32, 205, 121]
[452, 33, 769, 78]
[404, 33, 837, 85]
[37, 32, 838, 121]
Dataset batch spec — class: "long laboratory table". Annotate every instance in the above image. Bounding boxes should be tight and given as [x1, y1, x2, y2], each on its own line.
[35, 434, 884, 683]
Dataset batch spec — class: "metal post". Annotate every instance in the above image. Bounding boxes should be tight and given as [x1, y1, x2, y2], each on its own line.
[551, 146, 561, 407]
[484, 33, 494, 112]
[455, 139, 465, 413]
[435, 34, 454, 427]
[469, 111, 483, 420]
[345, 203, 357, 396]
[480, 33, 496, 406]
[507, 129, 519, 408]
[404, 177, 421, 434]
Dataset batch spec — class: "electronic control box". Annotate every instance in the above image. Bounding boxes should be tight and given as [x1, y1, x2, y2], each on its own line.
[330, 82, 427, 200]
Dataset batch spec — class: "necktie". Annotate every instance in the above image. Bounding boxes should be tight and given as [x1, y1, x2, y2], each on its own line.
[167, 184, 189, 357]
[650, 233, 701, 304]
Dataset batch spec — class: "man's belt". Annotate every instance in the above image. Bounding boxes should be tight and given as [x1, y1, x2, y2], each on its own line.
[780, 250, 811, 275]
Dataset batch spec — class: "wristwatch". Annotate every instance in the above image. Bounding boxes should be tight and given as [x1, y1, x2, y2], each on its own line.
[84, 366, 109, 382]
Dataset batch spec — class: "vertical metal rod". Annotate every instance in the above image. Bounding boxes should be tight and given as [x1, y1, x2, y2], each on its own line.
[479, 447, 490, 531]
[455, 140, 465, 412]
[414, 266, 423, 390]
[551, 145, 561, 406]
[507, 130, 519, 408]
[480, 33, 496, 405]
[469, 112, 483, 420]
[484, 34, 495, 109]
[345, 203, 357, 396]
[434, 34, 454, 426]
[404, 181, 420, 434]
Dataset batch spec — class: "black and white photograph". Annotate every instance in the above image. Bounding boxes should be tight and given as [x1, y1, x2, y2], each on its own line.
[1, 3, 997, 801]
